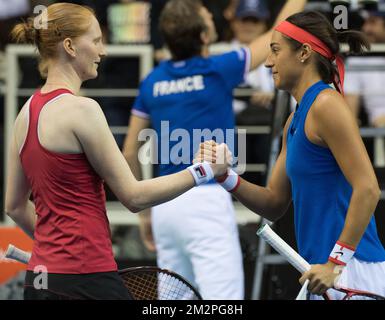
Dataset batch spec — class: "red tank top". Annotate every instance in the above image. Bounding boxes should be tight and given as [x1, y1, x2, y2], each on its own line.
[20, 89, 117, 273]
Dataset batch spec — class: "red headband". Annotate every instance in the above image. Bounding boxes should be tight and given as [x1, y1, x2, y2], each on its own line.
[275, 20, 345, 95]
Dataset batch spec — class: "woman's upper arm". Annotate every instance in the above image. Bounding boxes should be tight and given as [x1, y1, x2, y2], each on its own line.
[72, 98, 138, 204]
[5, 132, 31, 213]
[313, 91, 378, 188]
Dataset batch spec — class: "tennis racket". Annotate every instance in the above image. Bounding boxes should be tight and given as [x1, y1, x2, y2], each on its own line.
[257, 224, 385, 300]
[119, 266, 202, 300]
[4, 244, 202, 300]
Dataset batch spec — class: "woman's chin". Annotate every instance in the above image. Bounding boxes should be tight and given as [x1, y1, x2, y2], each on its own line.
[84, 72, 98, 82]
[273, 79, 282, 90]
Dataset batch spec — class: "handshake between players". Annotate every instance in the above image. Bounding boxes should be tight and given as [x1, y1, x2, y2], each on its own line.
[194, 141, 241, 193]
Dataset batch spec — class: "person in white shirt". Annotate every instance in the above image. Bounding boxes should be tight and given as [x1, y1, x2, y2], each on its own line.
[345, 10, 385, 127]
[229, 0, 275, 115]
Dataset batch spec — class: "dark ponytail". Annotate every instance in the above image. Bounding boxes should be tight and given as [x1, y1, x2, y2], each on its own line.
[285, 11, 370, 84]
[337, 29, 370, 54]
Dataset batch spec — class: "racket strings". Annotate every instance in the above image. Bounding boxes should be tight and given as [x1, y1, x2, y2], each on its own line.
[120, 270, 200, 300]
[158, 274, 195, 300]
[121, 272, 158, 299]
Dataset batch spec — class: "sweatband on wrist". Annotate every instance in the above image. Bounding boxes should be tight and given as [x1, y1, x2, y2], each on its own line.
[216, 169, 240, 193]
[328, 241, 356, 266]
[187, 162, 214, 186]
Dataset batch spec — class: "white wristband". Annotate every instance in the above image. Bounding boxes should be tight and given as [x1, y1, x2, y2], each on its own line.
[216, 169, 240, 192]
[328, 241, 356, 266]
[187, 162, 214, 186]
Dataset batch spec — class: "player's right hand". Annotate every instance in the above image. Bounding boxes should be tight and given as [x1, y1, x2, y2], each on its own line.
[194, 140, 233, 177]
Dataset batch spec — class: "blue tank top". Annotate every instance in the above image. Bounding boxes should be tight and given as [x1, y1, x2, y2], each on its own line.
[286, 80, 385, 264]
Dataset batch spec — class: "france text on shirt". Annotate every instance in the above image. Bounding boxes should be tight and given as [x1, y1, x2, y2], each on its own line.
[153, 75, 205, 97]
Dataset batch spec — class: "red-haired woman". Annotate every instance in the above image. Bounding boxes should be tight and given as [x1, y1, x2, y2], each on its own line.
[6, 3, 230, 299]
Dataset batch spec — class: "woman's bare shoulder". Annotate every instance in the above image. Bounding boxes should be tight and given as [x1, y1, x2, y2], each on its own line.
[63, 95, 108, 133]
[56, 95, 105, 122]
[312, 88, 347, 115]
[64, 95, 101, 110]
[311, 88, 358, 135]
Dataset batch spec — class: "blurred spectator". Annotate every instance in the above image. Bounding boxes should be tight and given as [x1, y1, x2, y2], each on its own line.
[345, 9, 385, 167]
[226, 0, 275, 171]
[203, 0, 233, 41]
[345, 10, 385, 127]
[229, 0, 274, 117]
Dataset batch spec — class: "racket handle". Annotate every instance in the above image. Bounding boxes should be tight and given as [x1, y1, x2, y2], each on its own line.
[5, 244, 31, 264]
[257, 224, 311, 274]
[257, 225, 334, 300]
[296, 279, 309, 300]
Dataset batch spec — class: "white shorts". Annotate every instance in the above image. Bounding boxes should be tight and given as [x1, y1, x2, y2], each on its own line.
[151, 184, 244, 300]
[310, 257, 385, 300]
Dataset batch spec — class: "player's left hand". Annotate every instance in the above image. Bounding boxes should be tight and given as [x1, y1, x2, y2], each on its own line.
[193, 140, 233, 177]
[194, 141, 233, 166]
[299, 261, 343, 296]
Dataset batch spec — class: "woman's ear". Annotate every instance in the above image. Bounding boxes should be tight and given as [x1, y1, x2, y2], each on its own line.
[62, 38, 76, 58]
[200, 31, 210, 46]
[299, 43, 313, 63]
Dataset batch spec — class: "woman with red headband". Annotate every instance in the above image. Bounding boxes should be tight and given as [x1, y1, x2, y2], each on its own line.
[198, 11, 385, 299]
